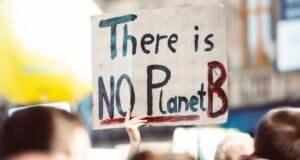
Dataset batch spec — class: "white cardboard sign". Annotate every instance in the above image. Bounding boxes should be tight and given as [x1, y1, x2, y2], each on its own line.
[92, 6, 228, 129]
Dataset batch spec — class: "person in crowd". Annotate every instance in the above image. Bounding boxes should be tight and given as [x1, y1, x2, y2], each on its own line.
[125, 107, 196, 160]
[214, 132, 254, 160]
[130, 150, 156, 160]
[241, 107, 300, 160]
[0, 106, 148, 160]
[0, 107, 90, 160]
[129, 150, 195, 160]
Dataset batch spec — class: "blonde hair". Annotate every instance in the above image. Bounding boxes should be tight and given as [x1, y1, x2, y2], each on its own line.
[215, 133, 254, 160]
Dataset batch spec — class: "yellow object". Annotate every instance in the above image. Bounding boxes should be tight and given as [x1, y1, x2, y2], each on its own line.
[0, 3, 91, 104]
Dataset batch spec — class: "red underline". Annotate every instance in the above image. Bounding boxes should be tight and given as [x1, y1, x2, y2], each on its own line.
[100, 115, 200, 126]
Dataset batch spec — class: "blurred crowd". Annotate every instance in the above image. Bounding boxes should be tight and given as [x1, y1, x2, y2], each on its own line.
[0, 103, 300, 160]
[1, 0, 300, 160]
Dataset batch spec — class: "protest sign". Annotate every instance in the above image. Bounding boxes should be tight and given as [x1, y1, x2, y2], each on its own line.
[92, 5, 228, 129]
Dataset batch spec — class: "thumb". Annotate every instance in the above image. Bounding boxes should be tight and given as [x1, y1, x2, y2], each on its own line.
[125, 105, 132, 121]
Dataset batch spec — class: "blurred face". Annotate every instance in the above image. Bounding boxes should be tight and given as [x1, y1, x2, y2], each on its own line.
[10, 152, 58, 160]
[53, 127, 91, 160]
[68, 127, 91, 160]
[9, 125, 90, 160]
[12, 127, 91, 160]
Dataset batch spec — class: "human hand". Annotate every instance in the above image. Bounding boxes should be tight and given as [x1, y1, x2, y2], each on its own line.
[125, 107, 150, 159]
[125, 107, 149, 146]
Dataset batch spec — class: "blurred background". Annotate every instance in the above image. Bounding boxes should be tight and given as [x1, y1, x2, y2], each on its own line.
[1, 0, 300, 159]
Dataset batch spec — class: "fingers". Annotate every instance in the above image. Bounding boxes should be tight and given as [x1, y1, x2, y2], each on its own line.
[136, 123, 147, 128]
[129, 115, 150, 128]
[125, 105, 132, 121]
[136, 122, 152, 128]
[131, 115, 149, 121]
[124, 106, 151, 129]
[132, 119, 147, 124]
[129, 117, 149, 128]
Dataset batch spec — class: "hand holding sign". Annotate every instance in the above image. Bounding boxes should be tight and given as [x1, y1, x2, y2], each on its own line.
[125, 106, 149, 158]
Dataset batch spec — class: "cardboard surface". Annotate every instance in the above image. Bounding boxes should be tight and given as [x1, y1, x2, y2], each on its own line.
[92, 6, 228, 129]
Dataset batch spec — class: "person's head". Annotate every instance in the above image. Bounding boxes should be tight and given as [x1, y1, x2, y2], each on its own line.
[254, 107, 300, 160]
[0, 106, 90, 160]
[130, 151, 195, 160]
[130, 150, 156, 160]
[214, 132, 254, 160]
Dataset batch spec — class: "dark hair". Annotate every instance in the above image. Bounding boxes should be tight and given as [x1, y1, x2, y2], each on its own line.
[130, 150, 156, 160]
[0, 107, 83, 159]
[254, 108, 300, 160]
[130, 151, 195, 160]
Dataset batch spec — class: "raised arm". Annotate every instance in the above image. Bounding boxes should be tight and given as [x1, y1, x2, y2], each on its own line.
[125, 108, 149, 159]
